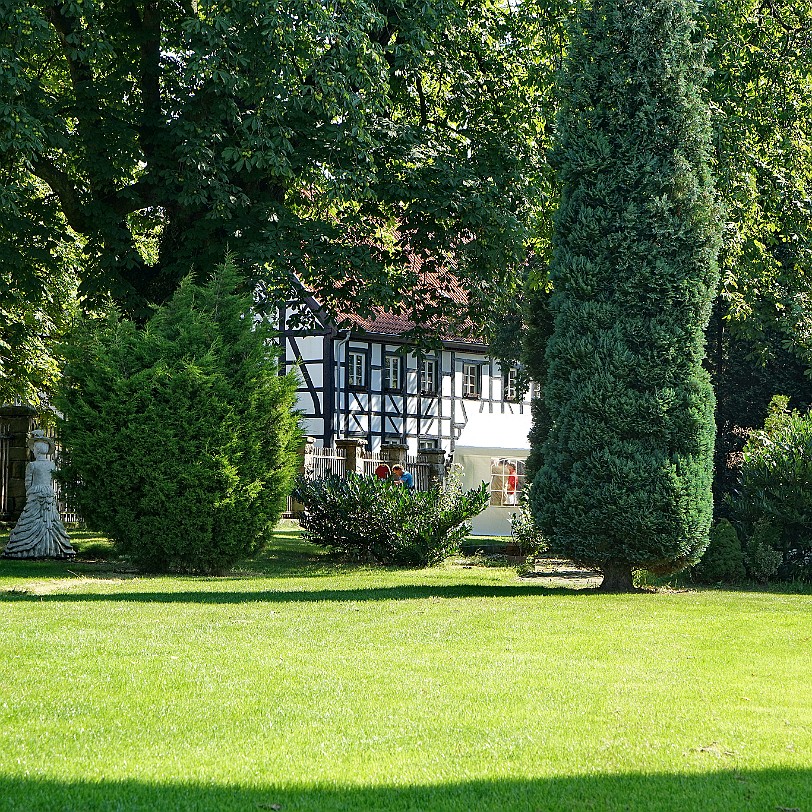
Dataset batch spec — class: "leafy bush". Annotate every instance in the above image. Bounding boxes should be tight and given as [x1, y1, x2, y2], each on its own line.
[743, 519, 783, 583]
[510, 491, 548, 571]
[294, 473, 488, 566]
[692, 519, 745, 584]
[56, 260, 301, 574]
[732, 395, 812, 581]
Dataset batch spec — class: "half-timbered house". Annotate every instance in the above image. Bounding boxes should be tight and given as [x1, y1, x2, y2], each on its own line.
[276, 284, 533, 458]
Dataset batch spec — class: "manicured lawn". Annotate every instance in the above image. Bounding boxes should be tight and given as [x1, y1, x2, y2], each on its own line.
[0, 524, 810, 811]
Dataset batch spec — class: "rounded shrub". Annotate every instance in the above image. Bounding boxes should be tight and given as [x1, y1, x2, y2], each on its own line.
[294, 473, 488, 567]
[733, 395, 812, 581]
[692, 519, 745, 584]
[56, 260, 301, 574]
[743, 519, 783, 583]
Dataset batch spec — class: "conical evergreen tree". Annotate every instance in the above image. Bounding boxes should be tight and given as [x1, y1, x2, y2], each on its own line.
[530, 0, 722, 591]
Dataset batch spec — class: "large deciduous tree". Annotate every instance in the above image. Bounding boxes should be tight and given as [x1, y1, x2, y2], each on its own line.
[704, 0, 812, 369]
[0, 0, 540, 334]
[701, 0, 812, 504]
[529, 0, 722, 591]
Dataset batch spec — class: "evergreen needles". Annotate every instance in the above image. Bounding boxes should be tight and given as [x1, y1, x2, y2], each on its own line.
[55, 258, 301, 574]
[530, 0, 722, 590]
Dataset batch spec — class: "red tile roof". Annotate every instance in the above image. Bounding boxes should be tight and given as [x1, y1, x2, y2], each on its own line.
[328, 253, 484, 344]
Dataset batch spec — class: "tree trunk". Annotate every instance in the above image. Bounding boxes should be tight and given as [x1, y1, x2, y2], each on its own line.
[599, 563, 635, 593]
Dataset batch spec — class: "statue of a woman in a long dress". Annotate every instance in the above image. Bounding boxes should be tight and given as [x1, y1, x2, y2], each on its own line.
[3, 430, 75, 559]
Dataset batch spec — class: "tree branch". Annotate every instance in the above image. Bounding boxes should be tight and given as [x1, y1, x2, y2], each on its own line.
[44, 2, 94, 92]
[415, 73, 429, 128]
[123, 0, 164, 166]
[30, 156, 90, 233]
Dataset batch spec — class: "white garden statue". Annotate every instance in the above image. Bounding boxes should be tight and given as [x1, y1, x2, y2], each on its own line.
[3, 430, 75, 559]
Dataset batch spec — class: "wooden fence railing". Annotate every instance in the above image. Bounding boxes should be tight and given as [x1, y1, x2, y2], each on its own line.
[284, 446, 440, 516]
[1, 417, 440, 525]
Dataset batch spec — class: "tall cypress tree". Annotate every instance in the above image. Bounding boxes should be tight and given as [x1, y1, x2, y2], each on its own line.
[530, 0, 722, 591]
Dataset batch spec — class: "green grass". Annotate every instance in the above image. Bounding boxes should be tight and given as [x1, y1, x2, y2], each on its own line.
[0, 526, 810, 811]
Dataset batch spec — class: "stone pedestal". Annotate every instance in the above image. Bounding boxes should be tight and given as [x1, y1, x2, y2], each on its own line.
[0, 406, 37, 523]
[335, 437, 367, 474]
[418, 448, 447, 486]
[381, 443, 408, 469]
[290, 437, 315, 516]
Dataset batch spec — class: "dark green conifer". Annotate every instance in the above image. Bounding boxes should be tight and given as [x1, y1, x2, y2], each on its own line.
[56, 258, 301, 574]
[530, 0, 722, 591]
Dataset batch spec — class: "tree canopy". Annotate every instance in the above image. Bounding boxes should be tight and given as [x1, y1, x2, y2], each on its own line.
[3, 0, 811, 417]
[704, 0, 812, 367]
[0, 0, 544, 331]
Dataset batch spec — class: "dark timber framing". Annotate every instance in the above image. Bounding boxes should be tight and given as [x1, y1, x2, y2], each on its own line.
[277, 297, 531, 452]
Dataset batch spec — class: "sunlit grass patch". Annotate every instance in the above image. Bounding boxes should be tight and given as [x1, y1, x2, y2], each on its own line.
[0, 524, 810, 811]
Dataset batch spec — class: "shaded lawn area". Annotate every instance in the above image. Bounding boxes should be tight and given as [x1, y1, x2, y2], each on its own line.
[0, 525, 810, 811]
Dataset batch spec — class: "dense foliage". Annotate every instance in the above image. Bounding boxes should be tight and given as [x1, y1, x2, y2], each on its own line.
[0, 0, 542, 342]
[692, 519, 746, 584]
[55, 261, 300, 574]
[530, 0, 722, 591]
[0, 206, 80, 407]
[510, 492, 548, 561]
[703, 0, 812, 509]
[521, 0, 812, 507]
[294, 473, 488, 566]
[704, 0, 812, 372]
[732, 396, 812, 581]
[742, 519, 783, 583]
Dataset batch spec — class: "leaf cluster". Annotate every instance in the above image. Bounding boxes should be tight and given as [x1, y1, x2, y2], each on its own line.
[731, 395, 812, 580]
[702, 0, 812, 371]
[0, 0, 547, 347]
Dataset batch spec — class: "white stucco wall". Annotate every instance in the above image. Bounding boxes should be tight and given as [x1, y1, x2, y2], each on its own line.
[454, 408, 532, 451]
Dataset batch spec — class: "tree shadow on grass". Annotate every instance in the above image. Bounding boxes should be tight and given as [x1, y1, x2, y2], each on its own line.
[0, 530, 381, 581]
[0, 770, 807, 812]
[0, 581, 597, 604]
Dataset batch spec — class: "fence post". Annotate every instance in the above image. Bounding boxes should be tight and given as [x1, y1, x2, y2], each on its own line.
[418, 448, 447, 487]
[0, 405, 37, 524]
[286, 437, 315, 517]
[381, 443, 408, 470]
[335, 438, 367, 475]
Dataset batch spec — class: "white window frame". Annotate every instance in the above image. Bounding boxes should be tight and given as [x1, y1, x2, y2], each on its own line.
[347, 351, 366, 389]
[504, 367, 518, 401]
[420, 358, 438, 395]
[462, 363, 480, 399]
[384, 354, 402, 391]
[489, 457, 526, 507]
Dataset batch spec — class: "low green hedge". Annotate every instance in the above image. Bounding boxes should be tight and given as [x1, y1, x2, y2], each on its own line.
[293, 473, 488, 567]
